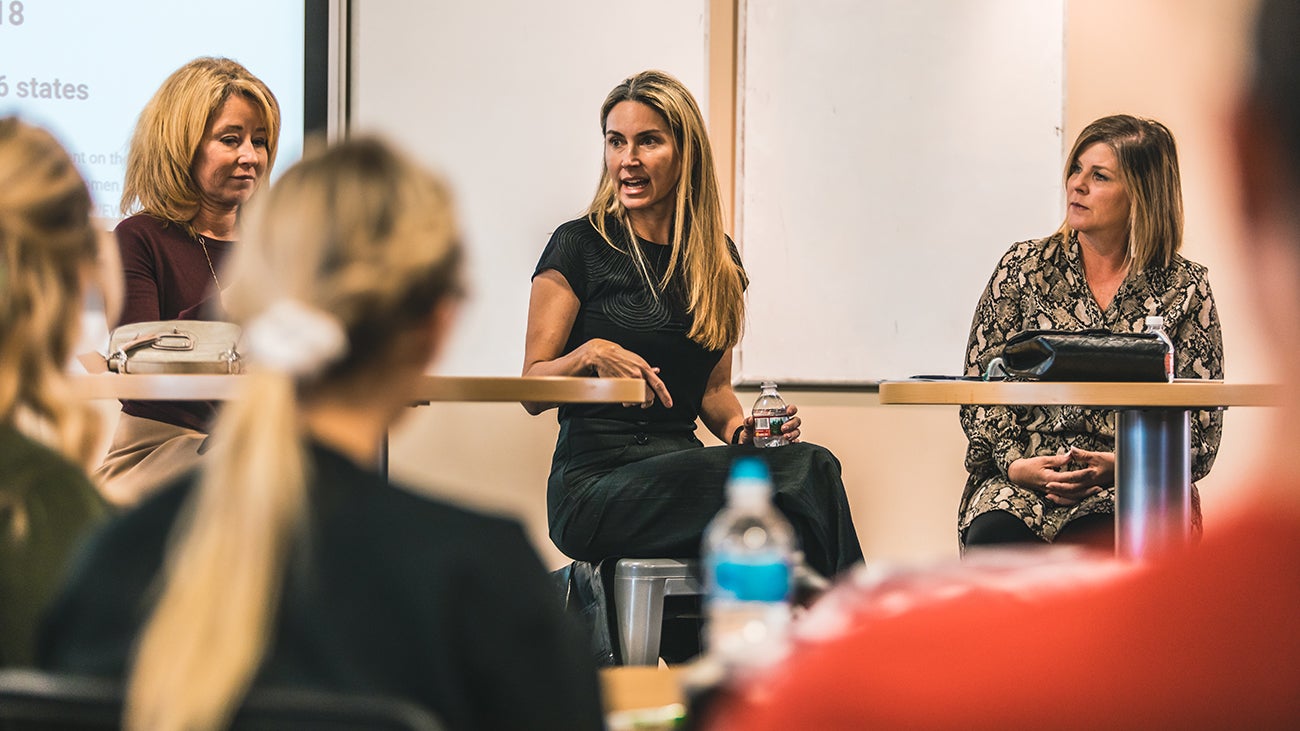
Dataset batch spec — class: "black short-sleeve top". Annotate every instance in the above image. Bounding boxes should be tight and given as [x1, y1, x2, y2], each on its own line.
[533, 217, 743, 426]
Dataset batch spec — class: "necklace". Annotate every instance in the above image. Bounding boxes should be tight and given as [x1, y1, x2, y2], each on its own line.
[195, 234, 223, 291]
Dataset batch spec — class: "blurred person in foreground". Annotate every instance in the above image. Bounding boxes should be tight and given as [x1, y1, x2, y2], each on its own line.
[40, 137, 603, 731]
[707, 1, 1300, 727]
[0, 118, 108, 667]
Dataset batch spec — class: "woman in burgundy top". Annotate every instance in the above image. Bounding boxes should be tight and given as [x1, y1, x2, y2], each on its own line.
[95, 57, 280, 505]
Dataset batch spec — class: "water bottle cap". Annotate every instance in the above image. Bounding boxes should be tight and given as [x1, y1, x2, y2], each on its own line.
[730, 457, 770, 482]
[1145, 315, 1164, 327]
[727, 457, 772, 504]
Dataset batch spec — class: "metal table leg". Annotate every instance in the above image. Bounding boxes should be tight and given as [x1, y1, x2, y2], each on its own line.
[1115, 408, 1191, 560]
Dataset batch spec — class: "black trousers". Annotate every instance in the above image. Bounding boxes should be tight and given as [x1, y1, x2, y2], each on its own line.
[547, 417, 863, 579]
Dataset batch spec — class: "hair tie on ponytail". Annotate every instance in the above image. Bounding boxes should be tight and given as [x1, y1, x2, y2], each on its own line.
[242, 299, 348, 376]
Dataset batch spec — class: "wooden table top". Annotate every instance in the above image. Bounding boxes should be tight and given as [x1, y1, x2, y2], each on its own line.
[878, 379, 1280, 408]
[70, 373, 647, 404]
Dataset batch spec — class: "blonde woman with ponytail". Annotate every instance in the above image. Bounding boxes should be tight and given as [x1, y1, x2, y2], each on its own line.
[523, 70, 863, 649]
[40, 137, 603, 731]
[0, 118, 108, 667]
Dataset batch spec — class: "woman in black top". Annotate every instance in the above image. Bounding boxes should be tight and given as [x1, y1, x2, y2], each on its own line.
[41, 138, 603, 731]
[522, 70, 862, 581]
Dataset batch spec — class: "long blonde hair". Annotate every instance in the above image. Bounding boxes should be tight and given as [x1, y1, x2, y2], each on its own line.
[121, 57, 281, 235]
[0, 117, 100, 467]
[1056, 114, 1184, 272]
[589, 70, 746, 351]
[125, 137, 463, 731]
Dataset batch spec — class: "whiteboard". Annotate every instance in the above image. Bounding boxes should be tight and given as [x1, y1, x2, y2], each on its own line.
[0, 0, 314, 222]
[736, 0, 1065, 384]
[351, 0, 711, 376]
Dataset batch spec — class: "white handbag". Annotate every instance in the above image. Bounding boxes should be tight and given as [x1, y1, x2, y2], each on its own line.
[106, 320, 243, 374]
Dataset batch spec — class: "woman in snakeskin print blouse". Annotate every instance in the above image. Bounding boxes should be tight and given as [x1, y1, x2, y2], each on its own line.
[959, 115, 1223, 551]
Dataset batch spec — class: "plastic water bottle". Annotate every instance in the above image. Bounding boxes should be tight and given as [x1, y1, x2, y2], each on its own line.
[703, 457, 795, 674]
[1144, 315, 1175, 382]
[751, 381, 789, 448]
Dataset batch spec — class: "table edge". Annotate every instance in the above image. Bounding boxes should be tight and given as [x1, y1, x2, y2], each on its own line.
[69, 374, 647, 404]
[877, 380, 1281, 407]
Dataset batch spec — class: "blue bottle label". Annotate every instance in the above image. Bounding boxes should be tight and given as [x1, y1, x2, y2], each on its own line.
[713, 559, 791, 602]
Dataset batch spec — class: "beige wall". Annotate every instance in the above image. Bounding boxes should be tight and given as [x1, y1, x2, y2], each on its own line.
[380, 0, 1276, 571]
[1064, 0, 1278, 520]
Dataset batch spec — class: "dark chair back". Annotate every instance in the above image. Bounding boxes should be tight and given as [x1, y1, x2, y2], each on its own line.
[0, 669, 445, 731]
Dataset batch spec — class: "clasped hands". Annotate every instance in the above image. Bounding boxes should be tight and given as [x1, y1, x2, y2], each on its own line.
[1008, 447, 1114, 506]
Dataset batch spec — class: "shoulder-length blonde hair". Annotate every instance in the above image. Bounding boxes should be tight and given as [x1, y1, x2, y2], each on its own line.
[1057, 114, 1184, 271]
[588, 70, 746, 351]
[121, 57, 281, 234]
[0, 117, 100, 467]
[125, 137, 462, 731]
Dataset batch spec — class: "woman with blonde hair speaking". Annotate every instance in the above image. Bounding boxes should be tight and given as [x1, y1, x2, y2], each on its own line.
[40, 138, 603, 731]
[523, 70, 862, 623]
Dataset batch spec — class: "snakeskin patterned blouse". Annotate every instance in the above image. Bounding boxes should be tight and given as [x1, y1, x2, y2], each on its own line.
[959, 231, 1224, 548]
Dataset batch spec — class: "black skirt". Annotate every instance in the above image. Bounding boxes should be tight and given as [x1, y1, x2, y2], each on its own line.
[546, 417, 863, 579]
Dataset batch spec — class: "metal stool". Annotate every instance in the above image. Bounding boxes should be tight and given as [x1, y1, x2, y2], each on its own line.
[613, 558, 703, 665]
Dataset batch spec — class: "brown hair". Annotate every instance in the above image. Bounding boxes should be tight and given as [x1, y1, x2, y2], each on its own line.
[1057, 114, 1183, 271]
[1250, 0, 1300, 180]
